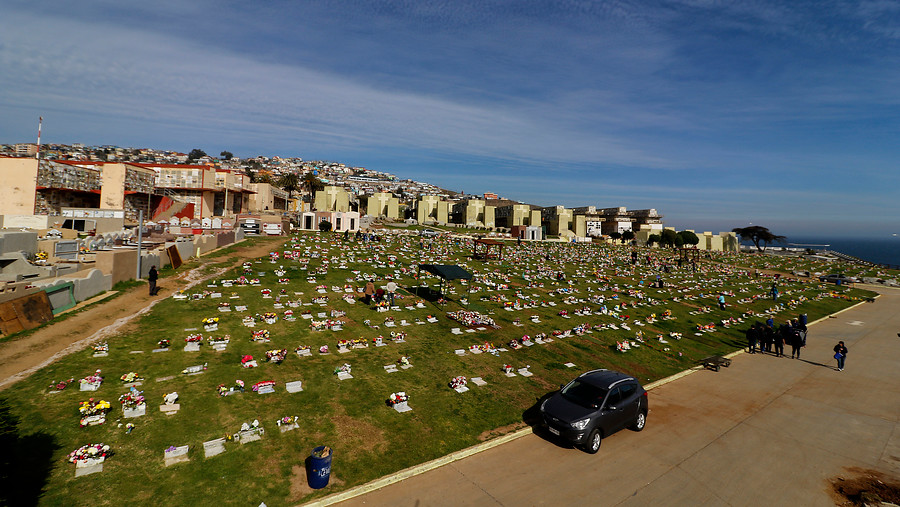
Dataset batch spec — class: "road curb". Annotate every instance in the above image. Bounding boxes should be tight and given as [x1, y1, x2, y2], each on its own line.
[301, 296, 880, 506]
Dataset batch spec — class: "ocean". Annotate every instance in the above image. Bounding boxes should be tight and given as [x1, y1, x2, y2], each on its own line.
[750, 237, 900, 267]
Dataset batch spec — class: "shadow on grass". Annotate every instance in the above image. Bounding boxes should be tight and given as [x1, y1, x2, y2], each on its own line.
[0, 398, 60, 506]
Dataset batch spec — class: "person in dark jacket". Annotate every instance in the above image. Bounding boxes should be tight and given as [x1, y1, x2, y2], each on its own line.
[833, 341, 848, 371]
[790, 327, 803, 359]
[148, 266, 159, 296]
[746, 324, 758, 354]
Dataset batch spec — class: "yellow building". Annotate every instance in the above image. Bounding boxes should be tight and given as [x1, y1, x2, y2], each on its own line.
[366, 192, 399, 219]
[314, 186, 351, 213]
[416, 195, 450, 224]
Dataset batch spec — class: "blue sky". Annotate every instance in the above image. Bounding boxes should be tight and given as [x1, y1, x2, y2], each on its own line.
[2, 0, 898, 237]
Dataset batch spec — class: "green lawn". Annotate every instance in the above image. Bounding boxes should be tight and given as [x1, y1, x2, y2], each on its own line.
[0, 233, 876, 506]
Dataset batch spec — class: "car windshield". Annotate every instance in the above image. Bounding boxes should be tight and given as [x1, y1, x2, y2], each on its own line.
[560, 380, 607, 408]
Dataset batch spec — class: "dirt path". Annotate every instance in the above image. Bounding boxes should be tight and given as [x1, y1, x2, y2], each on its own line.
[0, 238, 287, 391]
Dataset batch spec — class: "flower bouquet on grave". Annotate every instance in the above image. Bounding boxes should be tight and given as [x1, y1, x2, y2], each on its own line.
[398, 355, 411, 367]
[202, 317, 219, 331]
[241, 354, 258, 368]
[306, 277, 317, 284]
[79, 398, 111, 427]
[278, 277, 290, 284]
[274, 269, 286, 277]
[209, 334, 230, 346]
[265, 349, 288, 363]
[182, 363, 207, 375]
[319, 345, 329, 354]
[217, 380, 245, 396]
[521, 335, 534, 346]
[80, 370, 104, 390]
[330, 309, 347, 318]
[295, 344, 311, 354]
[120, 372, 143, 383]
[173, 290, 188, 300]
[276, 415, 299, 427]
[616, 341, 631, 352]
[558, 309, 569, 317]
[375, 300, 390, 312]
[218, 301, 231, 309]
[92, 342, 109, 354]
[263, 312, 278, 324]
[508, 339, 522, 350]
[283, 309, 295, 321]
[386, 392, 409, 407]
[334, 363, 352, 375]
[250, 278, 261, 286]
[68, 443, 112, 464]
[315, 285, 328, 293]
[503, 364, 514, 374]
[251, 329, 271, 343]
[336, 339, 350, 352]
[351, 338, 368, 349]
[372, 336, 384, 346]
[252, 380, 275, 392]
[50, 378, 75, 391]
[448, 376, 467, 390]
[384, 316, 395, 325]
[157, 339, 170, 349]
[391, 331, 407, 343]
[236, 276, 249, 286]
[310, 320, 328, 332]
[185, 333, 203, 343]
[530, 315, 540, 322]
[118, 387, 145, 410]
[312, 296, 328, 304]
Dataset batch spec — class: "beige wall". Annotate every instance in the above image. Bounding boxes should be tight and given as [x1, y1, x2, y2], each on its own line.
[366, 193, 399, 219]
[315, 186, 351, 213]
[99, 163, 126, 210]
[0, 158, 38, 216]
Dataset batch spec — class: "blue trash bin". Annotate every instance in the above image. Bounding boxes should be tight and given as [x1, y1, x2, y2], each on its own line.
[307, 446, 332, 489]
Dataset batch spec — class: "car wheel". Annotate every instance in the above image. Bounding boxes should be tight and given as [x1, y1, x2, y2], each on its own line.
[631, 410, 647, 432]
[583, 429, 602, 454]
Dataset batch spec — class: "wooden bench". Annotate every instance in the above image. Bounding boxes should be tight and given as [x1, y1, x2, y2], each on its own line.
[699, 355, 731, 372]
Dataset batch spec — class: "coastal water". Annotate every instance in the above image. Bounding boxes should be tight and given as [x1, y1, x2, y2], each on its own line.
[766, 237, 900, 267]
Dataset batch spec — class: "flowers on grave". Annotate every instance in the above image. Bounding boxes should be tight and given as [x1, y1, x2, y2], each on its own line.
[252, 380, 276, 392]
[315, 285, 327, 292]
[446, 310, 495, 327]
[92, 342, 109, 354]
[295, 344, 310, 353]
[67, 443, 112, 464]
[283, 310, 295, 320]
[274, 269, 286, 277]
[448, 376, 467, 390]
[209, 334, 230, 345]
[263, 312, 278, 323]
[50, 377, 75, 390]
[217, 380, 245, 396]
[530, 315, 540, 322]
[375, 299, 389, 310]
[162, 392, 179, 405]
[250, 278, 261, 285]
[372, 336, 384, 346]
[79, 398, 111, 415]
[260, 288, 273, 298]
[118, 387, 145, 410]
[157, 339, 170, 349]
[218, 302, 230, 308]
[319, 345, 329, 354]
[202, 317, 219, 325]
[330, 309, 346, 318]
[125, 422, 135, 434]
[616, 341, 631, 352]
[350, 338, 368, 348]
[557, 309, 568, 317]
[391, 331, 407, 343]
[398, 355, 411, 367]
[241, 355, 257, 368]
[669, 332, 683, 340]
[120, 372, 143, 383]
[311, 296, 329, 304]
[80, 370, 104, 388]
[386, 392, 409, 407]
[503, 364, 514, 374]
[251, 329, 271, 342]
[384, 316, 395, 324]
[185, 333, 203, 343]
[34, 250, 48, 264]
[508, 339, 522, 350]
[334, 363, 352, 375]
[265, 349, 288, 363]
[276, 415, 298, 427]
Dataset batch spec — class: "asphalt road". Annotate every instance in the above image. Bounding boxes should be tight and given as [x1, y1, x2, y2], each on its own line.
[330, 287, 900, 506]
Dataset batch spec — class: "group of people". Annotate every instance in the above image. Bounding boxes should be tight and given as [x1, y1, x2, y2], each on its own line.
[746, 317, 849, 371]
[745, 317, 807, 358]
[363, 279, 398, 306]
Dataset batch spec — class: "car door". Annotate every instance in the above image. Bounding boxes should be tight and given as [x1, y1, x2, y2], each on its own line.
[617, 382, 640, 423]
[601, 387, 627, 433]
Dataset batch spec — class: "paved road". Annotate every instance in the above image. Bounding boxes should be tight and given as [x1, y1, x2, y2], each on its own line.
[335, 287, 900, 506]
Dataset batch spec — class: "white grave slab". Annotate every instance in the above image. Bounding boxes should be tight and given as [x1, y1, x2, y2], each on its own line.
[454, 386, 469, 393]
[203, 438, 226, 458]
[74, 460, 104, 477]
[471, 377, 487, 386]
[518, 368, 533, 377]
[184, 343, 200, 352]
[393, 401, 412, 413]
[152, 348, 170, 353]
[337, 372, 353, 381]
[123, 405, 146, 418]
[564, 362, 577, 368]
[279, 422, 300, 433]
[160, 404, 181, 415]
[383, 365, 399, 373]
[285, 381, 304, 393]
[164, 445, 189, 467]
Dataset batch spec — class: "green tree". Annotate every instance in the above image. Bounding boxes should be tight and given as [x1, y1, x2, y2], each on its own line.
[302, 172, 325, 209]
[678, 230, 700, 246]
[647, 233, 661, 247]
[278, 172, 301, 201]
[187, 149, 207, 161]
[622, 230, 635, 243]
[609, 231, 622, 242]
[660, 229, 678, 248]
[731, 226, 787, 252]
[318, 220, 332, 232]
[220, 151, 233, 161]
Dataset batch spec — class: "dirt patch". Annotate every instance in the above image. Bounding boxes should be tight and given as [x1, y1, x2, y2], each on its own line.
[289, 464, 345, 501]
[829, 467, 900, 506]
[478, 422, 526, 441]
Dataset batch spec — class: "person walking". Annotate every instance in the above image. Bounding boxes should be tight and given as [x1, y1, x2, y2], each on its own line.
[363, 280, 376, 305]
[833, 341, 848, 371]
[717, 293, 726, 310]
[386, 280, 398, 306]
[790, 326, 803, 359]
[774, 322, 788, 357]
[746, 323, 758, 354]
[148, 265, 159, 296]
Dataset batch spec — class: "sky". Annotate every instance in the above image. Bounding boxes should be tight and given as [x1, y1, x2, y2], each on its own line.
[1, 0, 898, 238]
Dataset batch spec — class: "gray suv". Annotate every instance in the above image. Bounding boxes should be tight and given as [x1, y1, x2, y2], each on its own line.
[540, 369, 647, 453]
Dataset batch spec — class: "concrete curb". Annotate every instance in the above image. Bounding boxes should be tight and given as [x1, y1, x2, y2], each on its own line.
[301, 297, 880, 506]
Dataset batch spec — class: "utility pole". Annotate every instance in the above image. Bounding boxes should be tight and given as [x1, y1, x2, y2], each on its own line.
[136, 210, 144, 279]
[36, 116, 42, 161]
